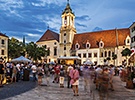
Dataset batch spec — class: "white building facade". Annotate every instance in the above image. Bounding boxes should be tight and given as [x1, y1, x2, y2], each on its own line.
[36, 2, 131, 66]
[0, 33, 8, 61]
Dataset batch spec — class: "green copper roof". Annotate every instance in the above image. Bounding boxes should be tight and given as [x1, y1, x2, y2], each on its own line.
[62, 2, 74, 15]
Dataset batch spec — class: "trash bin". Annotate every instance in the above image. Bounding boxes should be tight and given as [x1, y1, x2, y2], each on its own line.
[23, 69, 30, 81]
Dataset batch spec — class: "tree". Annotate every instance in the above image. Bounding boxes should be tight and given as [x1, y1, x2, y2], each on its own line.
[121, 48, 132, 66]
[8, 37, 25, 59]
[25, 42, 48, 61]
[8, 38, 49, 62]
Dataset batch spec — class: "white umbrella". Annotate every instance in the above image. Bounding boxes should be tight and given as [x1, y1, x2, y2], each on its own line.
[48, 61, 55, 65]
[84, 60, 93, 65]
[11, 56, 32, 63]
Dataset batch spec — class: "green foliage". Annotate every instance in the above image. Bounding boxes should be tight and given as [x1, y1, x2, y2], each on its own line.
[104, 59, 107, 62]
[8, 37, 25, 59]
[106, 57, 111, 61]
[121, 48, 132, 58]
[25, 42, 49, 61]
[112, 54, 117, 60]
[8, 38, 49, 61]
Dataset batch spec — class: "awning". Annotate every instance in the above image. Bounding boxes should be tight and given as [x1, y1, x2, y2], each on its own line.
[58, 56, 81, 60]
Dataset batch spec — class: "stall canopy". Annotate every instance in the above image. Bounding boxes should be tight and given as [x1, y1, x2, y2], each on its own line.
[84, 60, 93, 65]
[48, 61, 55, 65]
[11, 56, 32, 63]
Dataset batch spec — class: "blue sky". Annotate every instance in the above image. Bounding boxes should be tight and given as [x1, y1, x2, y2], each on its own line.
[0, 0, 135, 43]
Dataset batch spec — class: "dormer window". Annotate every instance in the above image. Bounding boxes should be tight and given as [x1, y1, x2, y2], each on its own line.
[75, 43, 80, 50]
[54, 42, 57, 45]
[99, 40, 104, 48]
[125, 36, 130, 45]
[86, 42, 90, 49]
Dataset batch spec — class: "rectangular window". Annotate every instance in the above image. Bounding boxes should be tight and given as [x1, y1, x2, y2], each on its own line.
[112, 52, 114, 57]
[94, 53, 97, 57]
[2, 40, 4, 44]
[78, 53, 81, 58]
[131, 37, 133, 43]
[100, 52, 103, 57]
[88, 53, 92, 57]
[54, 47, 57, 56]
[1, 50, 4, 55]
[83, 53, 86, 58]
[133, 36, 135, 43]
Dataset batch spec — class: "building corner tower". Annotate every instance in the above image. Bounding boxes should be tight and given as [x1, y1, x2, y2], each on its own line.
[59, 0, 77, 57]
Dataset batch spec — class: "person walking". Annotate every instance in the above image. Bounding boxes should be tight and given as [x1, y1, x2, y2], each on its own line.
[69, 65, 80, 96]
[82, 64, 91, 93]
[53, 64, 60, 83]
[11, 63, 18, 83]
[0, 59, 5, 87]
[37, 64, 44, 85]
[31, 64, 37, 81]
[59, 68, 65, 88]
[67, 64, 73, 88]
[109, 64, 115, 91]
[44, 64, 51, 86]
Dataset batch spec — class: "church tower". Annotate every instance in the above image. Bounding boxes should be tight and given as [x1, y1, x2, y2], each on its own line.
[59, 0, 76, 57]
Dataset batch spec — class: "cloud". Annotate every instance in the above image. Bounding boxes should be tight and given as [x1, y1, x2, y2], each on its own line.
[27, 33, 40, 37]
[76, 15, 91, 21]
[0, 0, 135, 43]
[31, 0, 65, 7]
[0, 0, 24, 17]
[92, 27, 103, 32]
[76, 23, 87, 28]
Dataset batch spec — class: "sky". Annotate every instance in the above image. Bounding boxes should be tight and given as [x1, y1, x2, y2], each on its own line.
[0, 0, 135, 43]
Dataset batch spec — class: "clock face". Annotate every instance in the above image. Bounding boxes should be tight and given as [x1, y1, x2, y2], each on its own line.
[64, 20, 67, 25]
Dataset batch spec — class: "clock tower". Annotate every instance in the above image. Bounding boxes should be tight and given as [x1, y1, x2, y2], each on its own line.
[59, 0, 77, 57]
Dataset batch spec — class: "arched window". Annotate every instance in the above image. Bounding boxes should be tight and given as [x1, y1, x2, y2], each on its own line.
[105, 51, 107, 57]
[75, 43, 80, 50]
[125, 35, 130, 45]
[86, 42, 90, 49]
[108, 51, 111, 57]
[54, 47, 57, 56]
[99, 40, 104, 48]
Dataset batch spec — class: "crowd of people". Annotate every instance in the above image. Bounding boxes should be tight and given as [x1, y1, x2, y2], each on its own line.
[1, 58, 135, 97]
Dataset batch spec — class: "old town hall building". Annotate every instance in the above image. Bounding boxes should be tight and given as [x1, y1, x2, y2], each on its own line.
[36, 2, 131, 66]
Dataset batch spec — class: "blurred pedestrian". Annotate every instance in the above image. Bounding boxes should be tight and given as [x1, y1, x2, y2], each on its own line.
[82, 64, 90, 93]
[44, 64, 51, 86]
[69, 65, 80, 96]
[67, 64, 73, 88]
[31, 64, 37, 81]
[37, 64, 44, 85]
[11, 63, 17, 83]
[109, 64, 115, 91]
[59, 68, 65, 88]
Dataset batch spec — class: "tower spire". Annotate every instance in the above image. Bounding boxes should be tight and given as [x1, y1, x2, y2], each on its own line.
[67, 0, 69, 4]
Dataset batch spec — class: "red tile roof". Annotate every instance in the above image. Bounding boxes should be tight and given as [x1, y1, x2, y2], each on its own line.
[71, 28, 130, 50]
[37, 29, 59, 42]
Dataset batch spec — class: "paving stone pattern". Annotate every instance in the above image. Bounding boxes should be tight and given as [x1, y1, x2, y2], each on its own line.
[0, 76, 135, 100]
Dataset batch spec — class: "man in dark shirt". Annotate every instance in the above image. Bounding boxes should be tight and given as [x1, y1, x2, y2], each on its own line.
[0, 59, 4, 87]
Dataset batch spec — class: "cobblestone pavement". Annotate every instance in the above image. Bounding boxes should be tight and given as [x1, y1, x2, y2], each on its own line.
[0, 76, 135, 100]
